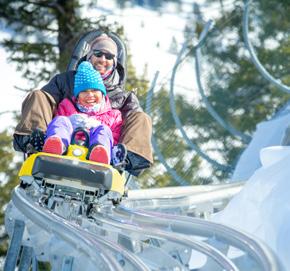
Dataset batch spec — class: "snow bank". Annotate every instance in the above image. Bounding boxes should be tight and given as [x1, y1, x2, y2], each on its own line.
[214, 145, 290, 270]
[231, 113, 290, 181]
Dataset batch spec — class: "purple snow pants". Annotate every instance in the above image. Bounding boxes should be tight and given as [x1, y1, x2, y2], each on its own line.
[45, 116, 113, 160]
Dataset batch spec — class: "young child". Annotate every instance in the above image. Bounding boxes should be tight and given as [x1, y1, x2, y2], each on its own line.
[42, 61, 125, 165]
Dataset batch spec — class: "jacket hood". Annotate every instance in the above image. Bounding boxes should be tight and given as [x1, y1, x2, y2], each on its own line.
[104, 63, 126, 91]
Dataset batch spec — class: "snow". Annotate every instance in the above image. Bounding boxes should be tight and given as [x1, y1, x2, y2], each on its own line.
[213, 112, 290, 269]
[213, 145, 290, 270]
[231, 113, 290, 181]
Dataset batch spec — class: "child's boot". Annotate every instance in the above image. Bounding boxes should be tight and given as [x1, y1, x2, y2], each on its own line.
[42, 136, 65, 155]
[89, 144, 110, 164]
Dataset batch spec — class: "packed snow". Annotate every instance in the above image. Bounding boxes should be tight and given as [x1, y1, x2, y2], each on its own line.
[214, 110, 290, 270]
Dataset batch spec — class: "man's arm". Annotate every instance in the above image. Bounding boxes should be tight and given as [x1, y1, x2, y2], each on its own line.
[109, 90, 143, 118]
[41, 71, 75, 104]
[13, 71, 75, 152]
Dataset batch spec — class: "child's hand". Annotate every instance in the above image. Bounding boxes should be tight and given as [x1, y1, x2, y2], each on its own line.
[69, 114, 87, 129]
[85, 118, 101, 129]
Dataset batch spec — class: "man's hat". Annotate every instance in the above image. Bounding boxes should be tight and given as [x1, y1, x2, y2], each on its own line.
[86, 34, 118, 61]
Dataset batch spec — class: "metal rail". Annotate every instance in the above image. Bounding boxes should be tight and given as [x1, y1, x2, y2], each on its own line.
[127, 181, 244, 200]
[73, 223, 150, 271]
[170, 20, 234, 172]
[92, 209, 239, 271]
[124, 182, 244, 216]
[146, 71, 189, 185]
[7, 187, 124, 270]
[114, 206, 283, 271]
[243, 0, 290, 94]
[194, 22, 251, 144]
[4, 183, 284, 271]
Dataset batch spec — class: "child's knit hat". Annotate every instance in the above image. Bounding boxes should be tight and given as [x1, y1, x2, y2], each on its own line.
[73, 61, 106, 97]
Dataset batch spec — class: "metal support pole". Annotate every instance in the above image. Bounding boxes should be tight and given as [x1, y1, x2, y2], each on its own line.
[4, 219, 25, 271]
[61, 256, 74, 271]
[19, 246, 33, 271]
[31, 255, 38, 271]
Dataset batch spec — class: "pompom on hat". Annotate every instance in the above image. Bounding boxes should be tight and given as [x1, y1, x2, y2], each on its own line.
[73, 61, 106, 97]
[86, 34, 118, 61]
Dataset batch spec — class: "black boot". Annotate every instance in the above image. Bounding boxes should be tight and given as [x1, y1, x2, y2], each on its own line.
[125, 151, 151, 177]
[13, 134, 31, 152]
[13, 129, 46, 153]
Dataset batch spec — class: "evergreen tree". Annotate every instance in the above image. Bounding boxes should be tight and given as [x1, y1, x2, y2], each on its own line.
[183, 0, 290, 180]
[131, 0, 290, 186]
[0, 0, 124, 87]
[0, 127, 21, 256]
[138, 88, 205, 188]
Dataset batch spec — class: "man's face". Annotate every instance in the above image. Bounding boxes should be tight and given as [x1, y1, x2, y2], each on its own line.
[89, 49, 114, 75]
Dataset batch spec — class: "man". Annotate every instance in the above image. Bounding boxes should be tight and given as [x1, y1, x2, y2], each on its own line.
[13, 33, 153, 176]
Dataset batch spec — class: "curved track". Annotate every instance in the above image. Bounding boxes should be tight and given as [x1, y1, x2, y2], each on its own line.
[4, 183, 283, 271]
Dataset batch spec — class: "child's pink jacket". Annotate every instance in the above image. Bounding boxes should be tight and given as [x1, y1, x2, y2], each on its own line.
[56, 96, 123, 145]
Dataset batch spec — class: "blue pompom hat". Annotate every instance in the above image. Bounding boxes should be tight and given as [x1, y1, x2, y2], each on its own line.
[73, 61, 106, 97]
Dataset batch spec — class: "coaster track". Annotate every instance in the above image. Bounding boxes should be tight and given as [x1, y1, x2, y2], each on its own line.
[4, 183, 282, 271]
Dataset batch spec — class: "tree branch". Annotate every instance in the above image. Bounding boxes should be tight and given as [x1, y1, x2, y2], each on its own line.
[0, 110, 17, 116]
[0, 232, 8, 244]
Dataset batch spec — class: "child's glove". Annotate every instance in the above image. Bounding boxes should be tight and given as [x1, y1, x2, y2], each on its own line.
[69, 114, 87, 129]
[84, 117, 101, 129]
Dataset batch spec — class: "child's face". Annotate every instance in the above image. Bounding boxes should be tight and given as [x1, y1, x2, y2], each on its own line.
[77, 89, 103, 107]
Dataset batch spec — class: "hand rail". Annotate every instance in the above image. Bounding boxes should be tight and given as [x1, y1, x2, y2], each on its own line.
[243, 0, 290, 94]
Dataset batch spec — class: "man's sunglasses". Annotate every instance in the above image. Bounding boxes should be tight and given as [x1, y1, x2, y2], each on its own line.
[93, 50, 115, 60]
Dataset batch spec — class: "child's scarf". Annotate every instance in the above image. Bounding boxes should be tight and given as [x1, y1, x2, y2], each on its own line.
[76, 96, 105, 113]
